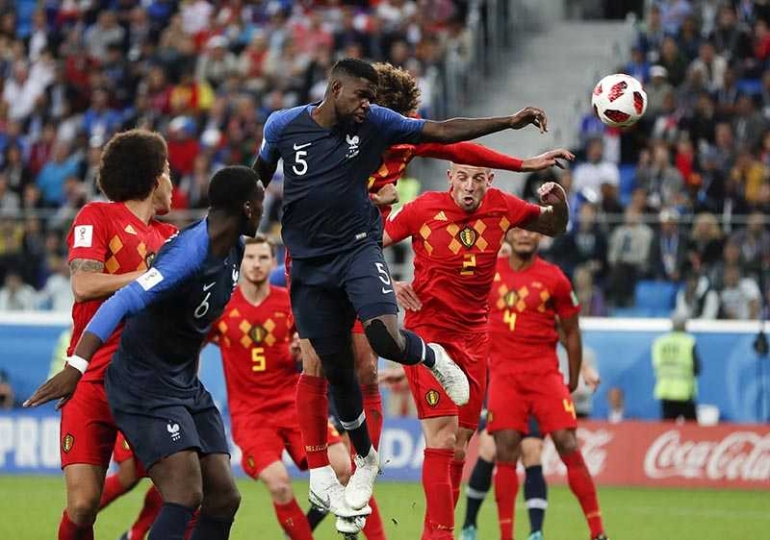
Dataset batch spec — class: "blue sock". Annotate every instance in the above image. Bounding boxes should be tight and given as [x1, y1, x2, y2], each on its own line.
[400, 329, 436, 367]
[332, 382, 372, 458]
[189, 514, 234, 540]
[524, 465, 548, 533]
[463, 457, 494, 528]
[148, 502, 194, 540]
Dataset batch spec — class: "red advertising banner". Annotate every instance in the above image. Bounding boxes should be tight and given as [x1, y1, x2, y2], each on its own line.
[465, 420, 770, 490]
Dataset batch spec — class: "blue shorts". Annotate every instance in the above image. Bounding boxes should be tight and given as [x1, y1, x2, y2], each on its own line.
[290, 242, 398, 355]
[106, 377, 230, 471]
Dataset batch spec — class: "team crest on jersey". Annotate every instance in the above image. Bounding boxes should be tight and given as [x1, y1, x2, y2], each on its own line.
[425, 390, 440, 407]
[458, 226, 477, 249]
[247, 455, 255, 470]
[250, 325, 267, 343]
[345, 134, 360, 159]
[122, 438, 131, 451]
[504, 291, 518, 308]
[145, 252, 156, 268]
[62, 433, 74, 453]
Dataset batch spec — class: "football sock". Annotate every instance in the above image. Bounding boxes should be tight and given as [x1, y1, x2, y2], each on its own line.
[400, 329, 436, 368]
[331, 377, 372, 458]
[463, 457, 494, 528]
[362, 495, 386, 540]
[494, 461, 519, 540]
[422, 448, 454, 537]
[129, 486, 164, 540]
[148, 503, 194, 540]
[274, 499, 314, 540]
[184, 512, 198, 540]
[524, 465, 548, 533]
[306, 506, 328, 530]
[562, 449, 604, 538]
[98, 472, 130, 510]
[450, 459, 465, 508]
[188, 513, 233, 540]
[58, 510, 94, 540]
[361, 383, 384, 449]
[297, 374, 331, 469]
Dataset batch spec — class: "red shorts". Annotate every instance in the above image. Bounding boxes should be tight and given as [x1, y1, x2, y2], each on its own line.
[403, 327, 488, 430]
[112, 433, 147, 477]
[237, 420, 343, 479]
[487, 369, 577, 435]
[60, 381, 118, 468]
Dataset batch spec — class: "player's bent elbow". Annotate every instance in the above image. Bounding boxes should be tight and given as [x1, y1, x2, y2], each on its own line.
[71, 276, 93, 303]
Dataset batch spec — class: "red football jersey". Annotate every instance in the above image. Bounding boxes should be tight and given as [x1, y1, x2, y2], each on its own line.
[368, 143, 523, 219]
[210, 285, 297, 424]
[488, 256, 580, 374]
[386, 188, 541, 333]
[67, 202, 177, 382]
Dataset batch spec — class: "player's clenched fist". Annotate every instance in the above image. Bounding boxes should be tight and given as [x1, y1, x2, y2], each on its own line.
[537, 181, 567, 206]
[371, 184, 399, 207]
[510, 107, 548, 133]
[24, 364, 82, 409]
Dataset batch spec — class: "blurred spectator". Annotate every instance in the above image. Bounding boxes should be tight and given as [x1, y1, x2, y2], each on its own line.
[652, 315, 699, 421]
[2, 61, 44, 122]
[0, 369, 14, 410]
[689, 41, 727, 92]
[730, 212, 770, 277]
[82, 88, 123, 141]
[687, 212, 725, 272]
[710, 3, 753, 67]
[606, 208, 653, 306]
[647, 67, 675, 118]
[674, 272, 720, 320]
[659, 0, 693, 35]
[548, 203, 607, 279]
[659, 36, 689, 87]
[637, 4, 665, 60]
[623, 46, 651, 83]
[636, 141, 685, 209]
[730, 149, 768, 206]
[84, 11, 125, 63]
[677, 15, 701, 61]
[732, 95, 768, 152]
[36, 141, 81, 207]
[196, 35, 239, 88]
[719, 264, 761, 319]
[573, 265, 608, 317]
[38, 255, 73, 312]
[607, 387, 625, 423]
[4, 143, 33, 196]
[0, 270, 37, 311]
[650, 207, 688, 282]
[0, 174, 20, 215]
[715, 66, 740, 117]
[572, 138, 620, 204]
[709, 239, 743, 289]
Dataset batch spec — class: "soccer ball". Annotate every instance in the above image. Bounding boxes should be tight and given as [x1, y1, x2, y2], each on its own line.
[591, 74, 647, 128]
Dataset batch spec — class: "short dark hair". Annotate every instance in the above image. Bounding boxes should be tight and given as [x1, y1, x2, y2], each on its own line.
[98, 129, 167, 202]
[208, 165, 263, 212]
[244, 233, 276, 256]
[373, 62, 421, 115]
[331, 58, 378, 85]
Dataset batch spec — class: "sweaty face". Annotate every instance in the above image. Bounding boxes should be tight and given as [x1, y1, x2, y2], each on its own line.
[448, 164, 492, 213]
[241, 242, 274, 286]
[334, 76, 376, 124]
[152, 161, 173, 215]
[506, 228, 540, 257]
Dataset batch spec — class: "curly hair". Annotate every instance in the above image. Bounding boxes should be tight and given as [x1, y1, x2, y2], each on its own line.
[372, 62, 421, 116]
[98, 129, 168, 202]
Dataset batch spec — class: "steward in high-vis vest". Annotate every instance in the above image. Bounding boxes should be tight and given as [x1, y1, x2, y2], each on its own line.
[651, 316, 700, 421]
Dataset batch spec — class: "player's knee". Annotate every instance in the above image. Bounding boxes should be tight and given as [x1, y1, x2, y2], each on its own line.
[267, 479, 293, 504]
[331, 458, 352, 486]
[364, 319, 402, 360]
[67, 494, 100, 525]
[207, 486, 241, 517]
[521, 439, 544, 467]
[430, 429, 457, 451]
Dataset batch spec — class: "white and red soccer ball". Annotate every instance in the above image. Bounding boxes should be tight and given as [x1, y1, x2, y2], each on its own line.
[591, 74, 647, 128]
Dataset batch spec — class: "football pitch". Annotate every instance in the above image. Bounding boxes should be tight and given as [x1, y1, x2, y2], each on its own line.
[1, 476, 767, 539]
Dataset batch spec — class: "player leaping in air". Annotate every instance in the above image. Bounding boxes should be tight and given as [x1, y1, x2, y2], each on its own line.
[383, 162, 569, 540]
[27, 166, 265, 540]
[252, 57, 569, 526]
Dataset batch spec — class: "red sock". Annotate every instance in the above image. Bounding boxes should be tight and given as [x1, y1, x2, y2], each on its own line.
[59, 510, 94, 540]
[361, 383, 383, 449]
[494, 461, 519, 540]
[562, 450, 604, 538]
[274, 499, 314, 540]
[129, 486, 163, 540]
[422, 448, 454, 539]
[297, 374, 330, 469]
[450, 459, 465, 509]
[98, 473, 129, 510]
[362, 495, 386, 540]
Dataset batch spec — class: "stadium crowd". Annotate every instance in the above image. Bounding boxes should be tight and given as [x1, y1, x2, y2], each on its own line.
[538, 0, 770, 320]
[0, 0, 767, 322]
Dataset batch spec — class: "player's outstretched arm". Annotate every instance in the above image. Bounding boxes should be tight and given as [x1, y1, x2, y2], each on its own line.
[251, 155, 278, 189]
[414, 143, 574, 172]
[70, 258, 145, 302]
[560, 314, 583, 393]
[420, 107, 548, 144]
[518, 148, 575, 172]
[522, 182, 569, 237]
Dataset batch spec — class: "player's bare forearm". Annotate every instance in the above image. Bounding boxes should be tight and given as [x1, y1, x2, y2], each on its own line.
[524, 182, 569, 237]
[252, 155, 277, 189]
[70, 259, 142, 302]
[519, 148, 575, 172]
[74, 331, 104, 364]
[421, 116, 513, 143]
[561, 315, 583, 392]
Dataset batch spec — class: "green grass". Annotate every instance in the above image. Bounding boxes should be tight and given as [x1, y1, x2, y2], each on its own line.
[1, 476, 767, 539]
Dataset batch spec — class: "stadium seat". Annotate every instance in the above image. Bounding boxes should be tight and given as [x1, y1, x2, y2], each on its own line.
[737, 78, 763, 96]
[634, 280, 678, 312]
[618, 164, 637, 206]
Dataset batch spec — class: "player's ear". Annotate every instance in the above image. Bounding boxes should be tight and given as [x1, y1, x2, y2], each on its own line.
[487, 171, 495, 186]
[331, 79, 342, 97]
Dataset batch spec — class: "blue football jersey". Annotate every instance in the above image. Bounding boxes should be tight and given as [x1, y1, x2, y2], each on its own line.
[85, 219, 244, 396]
[259, 104, 425, 259]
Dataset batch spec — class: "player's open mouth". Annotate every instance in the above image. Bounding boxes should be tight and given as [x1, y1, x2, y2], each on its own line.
[463, 196, 475, 205]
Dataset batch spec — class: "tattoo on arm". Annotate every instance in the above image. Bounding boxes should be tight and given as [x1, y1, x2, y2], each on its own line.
[70, 259, 105, 275]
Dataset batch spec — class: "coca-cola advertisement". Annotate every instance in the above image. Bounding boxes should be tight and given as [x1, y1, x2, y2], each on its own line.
[465, 421, 770, 490]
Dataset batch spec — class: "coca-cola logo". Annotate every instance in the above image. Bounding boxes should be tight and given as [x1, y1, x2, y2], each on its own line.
[644, 430, 770, 482]
[541, 428, 614, 476]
